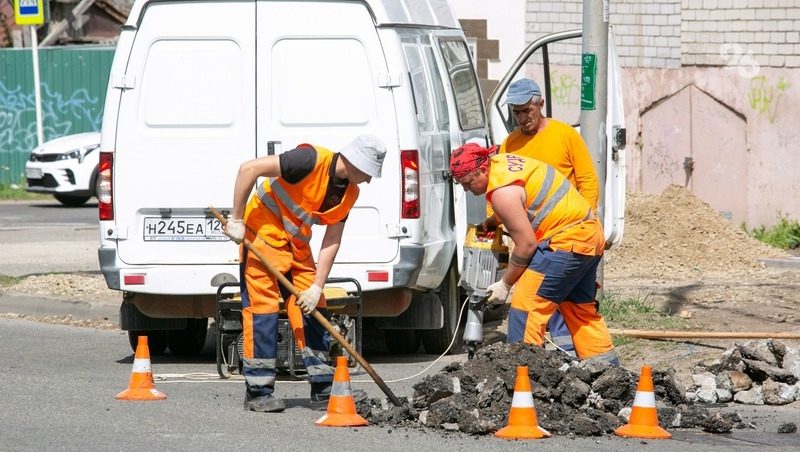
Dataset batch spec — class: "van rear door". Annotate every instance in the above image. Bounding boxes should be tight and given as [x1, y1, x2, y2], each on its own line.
[487, 29, 626, 247]
[255, 1, 400, 264]
[114, 1, 256, 265]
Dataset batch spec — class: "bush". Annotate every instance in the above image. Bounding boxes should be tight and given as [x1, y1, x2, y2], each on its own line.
[746, 216, 800, 250]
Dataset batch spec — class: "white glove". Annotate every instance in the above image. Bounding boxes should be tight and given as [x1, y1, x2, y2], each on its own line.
[486, 280, 511, 305]
[225, 219, 245, 244]
[297, 284, 323, 314]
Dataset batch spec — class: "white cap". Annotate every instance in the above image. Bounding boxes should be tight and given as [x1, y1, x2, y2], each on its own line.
[340, 134, 387, 178]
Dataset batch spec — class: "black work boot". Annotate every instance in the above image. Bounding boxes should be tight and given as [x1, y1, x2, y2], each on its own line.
[309, 381, 367, 411]
[244, 392, 286, 413]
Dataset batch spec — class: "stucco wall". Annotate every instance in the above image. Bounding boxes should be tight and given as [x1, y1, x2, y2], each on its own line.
[623, 65, 799, 227]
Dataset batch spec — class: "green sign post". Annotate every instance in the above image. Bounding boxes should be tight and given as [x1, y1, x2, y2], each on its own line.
[581, 53, 597, 111]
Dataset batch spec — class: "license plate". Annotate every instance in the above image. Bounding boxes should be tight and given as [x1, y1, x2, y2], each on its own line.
[143, 217, 227, 241]
[26, 167, 42, 179]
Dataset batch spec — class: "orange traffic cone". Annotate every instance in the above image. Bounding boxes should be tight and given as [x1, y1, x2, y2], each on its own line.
[614, 366, 671, 439]
[495, 366, 551, 439]
[315, 356, 368, 427]
[116, 335, 167, 401]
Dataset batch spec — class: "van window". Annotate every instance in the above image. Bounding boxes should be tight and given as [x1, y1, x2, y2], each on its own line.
[402, 41, 434, 132]
[438, 39, 485, 130]
[423, 44, 450, 131]
[272, 38, 373, 126]
[142, 39, 241, 127]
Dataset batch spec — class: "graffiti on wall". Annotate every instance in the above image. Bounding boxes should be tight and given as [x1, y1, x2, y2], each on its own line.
[0, 81, 102, 154]
[550, 70, 580, 106]
[747, 75, 790, 124]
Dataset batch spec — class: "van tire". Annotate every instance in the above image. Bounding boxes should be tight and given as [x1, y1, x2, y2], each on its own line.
[384, 329, 421, 354]
[420, 263, 461, 355]
[167, 318, 209, 355]
[128, 330, 168, 355]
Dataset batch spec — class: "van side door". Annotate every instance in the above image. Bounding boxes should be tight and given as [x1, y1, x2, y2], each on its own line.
[431, 32, 489, 268]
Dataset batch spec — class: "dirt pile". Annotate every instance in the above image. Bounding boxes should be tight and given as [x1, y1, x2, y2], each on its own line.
[358, 342, 749, 436]
[605, 185, 787, 279]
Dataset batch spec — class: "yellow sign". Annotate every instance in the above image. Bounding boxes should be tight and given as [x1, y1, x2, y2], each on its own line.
[14, 0, 45, 26]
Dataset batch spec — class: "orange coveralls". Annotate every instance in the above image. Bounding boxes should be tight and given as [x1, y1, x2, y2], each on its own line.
[240, 146, 359, 396]
[486, 154, 617, 363]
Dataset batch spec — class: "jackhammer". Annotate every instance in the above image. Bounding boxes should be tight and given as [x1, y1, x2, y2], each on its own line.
[459, 224, 509, 359]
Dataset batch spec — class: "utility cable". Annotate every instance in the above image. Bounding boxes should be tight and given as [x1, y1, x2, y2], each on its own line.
[351, 295, 470, 384]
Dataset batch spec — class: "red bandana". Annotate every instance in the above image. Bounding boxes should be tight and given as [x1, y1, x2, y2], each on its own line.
[450, 143, 496, 178]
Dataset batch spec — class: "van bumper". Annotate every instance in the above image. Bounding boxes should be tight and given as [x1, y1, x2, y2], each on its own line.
[393, 245, 424, 287]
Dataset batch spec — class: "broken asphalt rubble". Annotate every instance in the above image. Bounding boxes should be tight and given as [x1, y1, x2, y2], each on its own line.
[356, 339, 800, 436]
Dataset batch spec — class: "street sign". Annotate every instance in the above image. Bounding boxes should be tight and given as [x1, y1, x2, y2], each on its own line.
[14, 0, 45, 25]
[580, 52, 597, 111]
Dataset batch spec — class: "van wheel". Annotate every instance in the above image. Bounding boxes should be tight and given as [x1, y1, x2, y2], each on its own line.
[384, 329, 421, 354]
[420, 263, 461, 355]
[167, 318, 209, 355]
[128, 330, 168, 355]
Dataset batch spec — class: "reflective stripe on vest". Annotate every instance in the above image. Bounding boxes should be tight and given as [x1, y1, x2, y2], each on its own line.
[257, 179, 313, 245]
[526, 165, 571, 232]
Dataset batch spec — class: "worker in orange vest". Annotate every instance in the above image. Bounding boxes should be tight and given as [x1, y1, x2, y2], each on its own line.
[225, 135, 386, 412]
[497, 78, 601, 357]
[451, 143, 618, 365]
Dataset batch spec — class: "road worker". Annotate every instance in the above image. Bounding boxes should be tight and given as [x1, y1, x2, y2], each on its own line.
[451, 142, 618, 365]
[494, 78, 601, 356]
[225, 135, 386, 412]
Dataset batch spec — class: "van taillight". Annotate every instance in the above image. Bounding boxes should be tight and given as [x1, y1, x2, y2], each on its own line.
[98, 151, 113, 221]
[400, 150, 420, 219]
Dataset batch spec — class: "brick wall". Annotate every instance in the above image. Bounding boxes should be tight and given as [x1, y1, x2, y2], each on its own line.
[524, 0, 800, 68]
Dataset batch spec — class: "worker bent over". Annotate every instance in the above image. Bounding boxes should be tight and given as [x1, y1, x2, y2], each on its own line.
[225, 135, 387, 412]
[451, 143, 619, 365]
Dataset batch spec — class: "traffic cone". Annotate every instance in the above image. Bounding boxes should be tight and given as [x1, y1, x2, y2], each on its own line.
[614, 366, 671, 439]
[116, 335, 167, 401]
[315, 356, 368, 427]
[495, 366, 551, 439]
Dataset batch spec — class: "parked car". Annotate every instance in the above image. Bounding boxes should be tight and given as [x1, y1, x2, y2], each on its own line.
[25, 132, 102, 206]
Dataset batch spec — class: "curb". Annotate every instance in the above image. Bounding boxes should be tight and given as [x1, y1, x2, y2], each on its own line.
[0, 292, 118, 322]
[761, 257, 800, 269]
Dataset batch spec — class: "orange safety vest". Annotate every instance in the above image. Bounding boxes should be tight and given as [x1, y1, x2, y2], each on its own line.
[245, 145, 360, 252]
[486, 153, 595, 244]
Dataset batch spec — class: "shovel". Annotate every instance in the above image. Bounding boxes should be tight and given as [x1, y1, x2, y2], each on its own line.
[209, 207, 402, 407]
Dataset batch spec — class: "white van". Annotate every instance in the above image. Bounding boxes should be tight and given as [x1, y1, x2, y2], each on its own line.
[98, 0, 625, 355]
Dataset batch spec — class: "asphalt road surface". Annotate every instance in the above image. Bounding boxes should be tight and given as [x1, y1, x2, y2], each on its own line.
[0, 199, 100, 276]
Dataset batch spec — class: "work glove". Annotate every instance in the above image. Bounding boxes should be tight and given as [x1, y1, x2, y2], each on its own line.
[297, 284, 323, 314]
[486, 279, 511, 305]
[225, 219, 245, 244]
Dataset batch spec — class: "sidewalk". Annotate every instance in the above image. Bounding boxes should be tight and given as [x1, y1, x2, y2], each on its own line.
[0, 291, 118, 323]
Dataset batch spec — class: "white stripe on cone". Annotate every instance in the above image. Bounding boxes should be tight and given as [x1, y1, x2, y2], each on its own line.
[131, 358, 152, 373]
[632, 390, 656, 408]
[511, 391, 535, 408]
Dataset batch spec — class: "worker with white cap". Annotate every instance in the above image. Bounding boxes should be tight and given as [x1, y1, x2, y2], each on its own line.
[225, 134, 386, 412]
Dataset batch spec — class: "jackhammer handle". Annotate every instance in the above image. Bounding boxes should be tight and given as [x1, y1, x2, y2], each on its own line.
[209, 207, 403, 407]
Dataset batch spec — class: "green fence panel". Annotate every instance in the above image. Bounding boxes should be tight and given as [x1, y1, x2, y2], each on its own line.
[0, 45, 114, 186]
